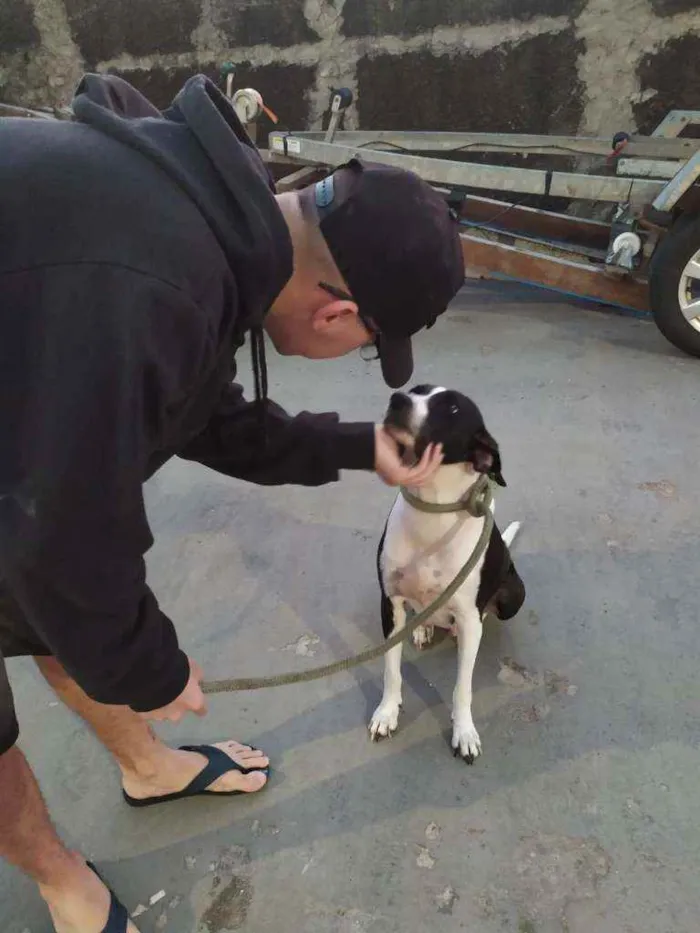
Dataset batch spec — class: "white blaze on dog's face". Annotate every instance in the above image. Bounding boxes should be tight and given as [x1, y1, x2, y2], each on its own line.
[383, 384, 506, 486]
[382, 384, 445, 452]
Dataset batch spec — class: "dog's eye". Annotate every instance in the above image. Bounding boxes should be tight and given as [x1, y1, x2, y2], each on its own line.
[450, 404, 459, 415]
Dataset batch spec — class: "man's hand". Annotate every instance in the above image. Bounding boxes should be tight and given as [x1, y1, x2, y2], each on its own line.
[138, 657, 208, 723]
[374, 425, 443, 487]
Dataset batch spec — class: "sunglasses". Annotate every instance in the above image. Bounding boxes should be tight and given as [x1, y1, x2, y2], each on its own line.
[319, 281, 380, 361]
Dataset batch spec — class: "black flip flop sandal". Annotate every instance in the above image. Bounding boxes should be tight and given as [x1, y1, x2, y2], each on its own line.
[122, 743, 270, 808]
[86, 862, 130, 933]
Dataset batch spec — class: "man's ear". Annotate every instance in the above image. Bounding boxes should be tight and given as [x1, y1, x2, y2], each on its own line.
[312, 299, 358, 333]
[470, 428, 506, 487]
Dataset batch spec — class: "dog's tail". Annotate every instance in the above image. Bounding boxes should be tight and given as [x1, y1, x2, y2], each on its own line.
[502, 521, 521, 548]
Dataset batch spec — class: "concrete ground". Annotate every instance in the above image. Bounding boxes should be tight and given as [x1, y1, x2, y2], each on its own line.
[2, 283, 700, 933]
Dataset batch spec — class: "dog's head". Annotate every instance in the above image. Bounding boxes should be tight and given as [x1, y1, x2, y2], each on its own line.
[383, 384, 506, 487]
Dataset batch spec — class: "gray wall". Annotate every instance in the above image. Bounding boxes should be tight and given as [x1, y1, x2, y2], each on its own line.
[2, 0, 700, 140]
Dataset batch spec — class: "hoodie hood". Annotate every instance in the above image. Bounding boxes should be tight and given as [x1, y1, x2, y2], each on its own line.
[71, 73, 293, 332]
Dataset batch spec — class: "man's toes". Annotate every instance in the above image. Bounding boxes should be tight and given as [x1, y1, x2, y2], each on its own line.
[239, 770, 269, 793]
[215, 741, 269, 768]
[236, 747, 270, 766]
[208, 767, 269, 794]
[219, 740, 258, 756]
[202, 741, 270, 793]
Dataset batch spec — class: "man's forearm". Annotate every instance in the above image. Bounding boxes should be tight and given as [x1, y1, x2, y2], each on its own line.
[179, 383, 375, 486]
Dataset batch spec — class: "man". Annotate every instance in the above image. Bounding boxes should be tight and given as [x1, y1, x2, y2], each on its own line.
[0, 73, 464, 932]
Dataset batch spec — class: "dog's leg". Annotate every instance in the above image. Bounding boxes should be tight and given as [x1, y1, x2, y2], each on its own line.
[369, 597, 406, 740]
[451, 607, 483, 763]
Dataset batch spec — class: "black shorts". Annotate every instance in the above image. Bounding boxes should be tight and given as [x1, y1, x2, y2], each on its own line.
[0, 584, 51, 755]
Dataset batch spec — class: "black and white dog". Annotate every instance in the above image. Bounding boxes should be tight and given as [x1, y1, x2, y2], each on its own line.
[369, 385, 525, 762]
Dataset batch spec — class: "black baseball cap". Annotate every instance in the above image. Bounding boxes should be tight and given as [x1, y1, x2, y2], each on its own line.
[299, 159, 465, 388]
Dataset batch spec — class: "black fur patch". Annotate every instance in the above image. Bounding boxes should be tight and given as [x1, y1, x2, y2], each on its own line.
[414, 390, 505, 485]
[476, 524, 525, 620]
[376, 520, 395, 638]
[384, 391, 412, 435]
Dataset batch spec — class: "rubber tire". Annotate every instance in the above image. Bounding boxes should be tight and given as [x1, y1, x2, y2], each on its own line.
[649, 213, 700, 358]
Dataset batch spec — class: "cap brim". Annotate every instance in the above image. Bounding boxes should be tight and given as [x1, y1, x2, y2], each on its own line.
[379, 335, 413, 388]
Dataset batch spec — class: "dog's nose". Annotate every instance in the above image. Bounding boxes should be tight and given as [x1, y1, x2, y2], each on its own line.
[389, 392, 411, 412]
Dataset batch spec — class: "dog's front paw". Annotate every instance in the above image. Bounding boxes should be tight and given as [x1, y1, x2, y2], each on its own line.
[412, 624, 434, 649]
[451, 719, 482, 764]
[369, 700, 401, 740]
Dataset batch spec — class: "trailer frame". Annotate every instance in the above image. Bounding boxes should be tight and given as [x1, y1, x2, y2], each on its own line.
[259, 92, 700, 354]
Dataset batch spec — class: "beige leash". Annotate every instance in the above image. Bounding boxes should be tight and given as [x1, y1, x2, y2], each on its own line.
[201, 475, 493, 694]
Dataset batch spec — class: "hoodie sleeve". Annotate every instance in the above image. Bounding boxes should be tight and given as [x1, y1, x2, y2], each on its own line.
[0, 264, 195, 711]
[179, 382, 376, 486]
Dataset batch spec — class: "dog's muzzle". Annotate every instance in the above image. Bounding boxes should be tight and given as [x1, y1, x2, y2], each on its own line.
[383, 395, 417, 462]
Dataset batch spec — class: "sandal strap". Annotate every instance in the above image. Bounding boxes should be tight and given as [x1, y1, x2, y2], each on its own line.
[87, 862, 129, 933]
[102, 892, 129, 933]
[179, 744, 257, 793]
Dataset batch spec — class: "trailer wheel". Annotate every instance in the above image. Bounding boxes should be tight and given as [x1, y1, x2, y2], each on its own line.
[649, 214, 700, 357]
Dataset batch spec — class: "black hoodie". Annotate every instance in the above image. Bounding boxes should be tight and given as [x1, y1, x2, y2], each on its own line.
[0, 74, 374, 711]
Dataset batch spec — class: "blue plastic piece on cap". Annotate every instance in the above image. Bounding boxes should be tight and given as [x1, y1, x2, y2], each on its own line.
[315, 176, 335, 209]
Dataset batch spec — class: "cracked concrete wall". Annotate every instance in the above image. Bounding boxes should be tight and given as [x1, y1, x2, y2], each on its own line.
[1, 0, 699, 140]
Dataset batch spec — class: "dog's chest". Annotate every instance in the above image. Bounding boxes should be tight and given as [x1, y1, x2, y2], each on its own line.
[387, 555, 449, 607]
[381, 503, 482, 617]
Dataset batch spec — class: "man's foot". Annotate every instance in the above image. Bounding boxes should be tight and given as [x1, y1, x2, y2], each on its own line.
[39, 854, 140, 933]
[121, 740, 269, 803]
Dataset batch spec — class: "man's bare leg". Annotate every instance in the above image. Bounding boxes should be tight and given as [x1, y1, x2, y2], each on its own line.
[0, 744, 140, 932]
[34, 656, 269, 800]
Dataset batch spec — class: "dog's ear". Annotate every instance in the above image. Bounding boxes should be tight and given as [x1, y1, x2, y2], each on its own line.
[470, 428, 506, 487]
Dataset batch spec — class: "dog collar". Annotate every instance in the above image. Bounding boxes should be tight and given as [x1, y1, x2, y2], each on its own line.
[400, 474, 492, 518]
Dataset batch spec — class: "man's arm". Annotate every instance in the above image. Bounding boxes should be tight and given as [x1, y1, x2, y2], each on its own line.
[0, 264, 199, 711]
[179, 381, 376, 486]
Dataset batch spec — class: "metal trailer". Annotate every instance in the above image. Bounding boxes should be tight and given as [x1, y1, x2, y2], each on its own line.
[4, 79, 700, 359]
[247, 87, 700, 361]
